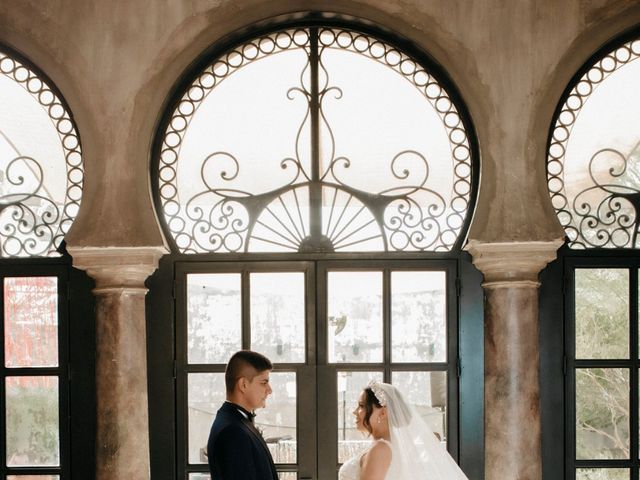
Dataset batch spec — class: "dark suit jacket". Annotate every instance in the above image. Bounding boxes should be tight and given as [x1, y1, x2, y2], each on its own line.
[207, 401, 278, 480]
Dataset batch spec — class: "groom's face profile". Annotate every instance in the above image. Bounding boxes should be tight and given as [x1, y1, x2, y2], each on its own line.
[238, 369, 272, 411]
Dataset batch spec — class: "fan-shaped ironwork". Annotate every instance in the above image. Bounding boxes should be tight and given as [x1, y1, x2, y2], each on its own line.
[158, 27, 472, 253]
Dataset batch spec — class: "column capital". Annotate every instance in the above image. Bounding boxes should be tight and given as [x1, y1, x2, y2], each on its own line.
[68, 246, 167, 292]
[465, 239, 564, 287]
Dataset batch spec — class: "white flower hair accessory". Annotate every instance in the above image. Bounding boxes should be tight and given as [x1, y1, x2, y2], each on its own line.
[368, 380, 387, 407]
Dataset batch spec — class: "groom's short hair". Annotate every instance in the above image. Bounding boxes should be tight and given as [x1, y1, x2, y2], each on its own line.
[225, 350, 273, 394]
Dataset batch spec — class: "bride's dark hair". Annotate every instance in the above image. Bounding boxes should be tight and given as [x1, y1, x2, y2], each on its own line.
[362, 387, 382, 434]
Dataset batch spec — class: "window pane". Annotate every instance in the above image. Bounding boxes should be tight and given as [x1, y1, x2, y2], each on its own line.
[7, 476, 60, 480]
[576, 468, 630, 480]
[250, 272, 305, 362]
[337, 371, 383, 463]
[188, 474, 210, 480]
[575, 269, 629, 359]
[576, 368, 629, 459]
[278, 473, 297, 480]
[6, 376, 59, 466]
[391, 271, 446, 362]
[392, 371, 447, 443]
[188, 373, 226, 464]
[328, 272, 382, 363]
[187, 274, 241, 364]
[258, 372, 297, 464]
[186, 473, 296, 480]
[4, 277, 58, 367]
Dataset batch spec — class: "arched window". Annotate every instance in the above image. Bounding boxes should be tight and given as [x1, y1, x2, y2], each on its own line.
[0, 51, 82, 258]
[151, 18, 480, 480]
[547, 32, 640, 480]
[157, 27, 473, 254]
[0, 48, 88, 480]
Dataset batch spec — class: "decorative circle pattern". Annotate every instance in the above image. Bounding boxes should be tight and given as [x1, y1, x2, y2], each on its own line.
[548, 39, 640, 248]
[0, 51, 83, 257]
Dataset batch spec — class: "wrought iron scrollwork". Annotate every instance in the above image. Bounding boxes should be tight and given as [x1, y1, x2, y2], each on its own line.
[158, 27, 473, 253]
[548, 39, 640, 249]
[0, 53, 83, 257]
[570, 147, 640, 248]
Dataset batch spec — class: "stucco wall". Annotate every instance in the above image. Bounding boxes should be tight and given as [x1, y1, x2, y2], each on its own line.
[0, 0, 639, 247]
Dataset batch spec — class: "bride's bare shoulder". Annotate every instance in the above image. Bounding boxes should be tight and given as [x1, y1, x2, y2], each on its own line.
[361, 439, 392, 472]
[366, 438, 392, 454]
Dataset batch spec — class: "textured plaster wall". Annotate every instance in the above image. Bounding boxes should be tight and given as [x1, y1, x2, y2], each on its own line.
[0, 0, 639, 247]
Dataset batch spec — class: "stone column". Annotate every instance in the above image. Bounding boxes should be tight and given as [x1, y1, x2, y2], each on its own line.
[465, 240, 562, 480]
[68, 246, 166, 480]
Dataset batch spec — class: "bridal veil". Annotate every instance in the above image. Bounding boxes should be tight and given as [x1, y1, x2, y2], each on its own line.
[369, 381, 470, 480]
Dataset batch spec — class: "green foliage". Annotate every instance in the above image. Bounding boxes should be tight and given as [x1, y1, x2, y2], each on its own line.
[575, 269, 629, 359]
[574, 269, 631, 460]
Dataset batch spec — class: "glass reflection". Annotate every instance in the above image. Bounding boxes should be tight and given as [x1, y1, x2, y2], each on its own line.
[4, 277, 58, 368]
[337, 371, 383, 463]
[187, 274, 241, 364]
[251, 272, 305, 362]
[328, 272, 382, 363]
[576, 468, 629, 480]
[391, 271, 446, 362]
[6, 376, 59, 467]
[7, 476, 60, 480]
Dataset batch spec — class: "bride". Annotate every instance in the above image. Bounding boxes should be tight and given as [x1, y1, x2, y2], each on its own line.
[338, 381, 470, 480]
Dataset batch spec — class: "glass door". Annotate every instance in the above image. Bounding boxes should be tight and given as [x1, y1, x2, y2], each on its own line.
[175, 259, 459, 480]
[316, 260, 459, 479]
[176, 261, 316, 480]
[0, 266, 69, 480]
[567, 260, 640, 480]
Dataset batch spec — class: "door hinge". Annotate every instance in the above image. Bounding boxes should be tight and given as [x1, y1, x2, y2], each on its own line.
[173, 360, 178, 379]
[455, 277, 461, 297]
[456, 357, 462, 378]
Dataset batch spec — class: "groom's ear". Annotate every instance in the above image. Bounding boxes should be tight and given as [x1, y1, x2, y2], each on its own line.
[236, 376, 248, 393]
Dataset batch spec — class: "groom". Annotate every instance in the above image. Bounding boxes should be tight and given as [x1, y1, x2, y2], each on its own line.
[207, 350, 278, 480]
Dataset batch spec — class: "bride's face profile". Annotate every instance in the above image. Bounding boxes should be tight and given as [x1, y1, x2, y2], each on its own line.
[353, 389, 385, 434]
[353, 391, 368, 433]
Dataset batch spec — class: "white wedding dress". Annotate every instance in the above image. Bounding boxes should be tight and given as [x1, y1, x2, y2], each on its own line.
[338, 449, 362, 480]
[338, 439, 398, 480]
[338, 382, 470, 480]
